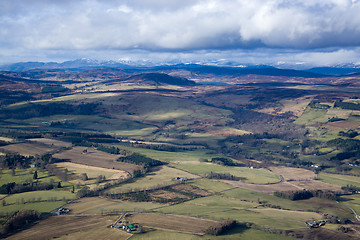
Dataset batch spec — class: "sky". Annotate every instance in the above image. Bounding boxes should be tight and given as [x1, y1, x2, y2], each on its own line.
[1, 0, 360, 68]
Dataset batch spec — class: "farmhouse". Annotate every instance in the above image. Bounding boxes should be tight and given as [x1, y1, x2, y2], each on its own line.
[56, 208, 70, 215]
[305, 220, 326, 228]
[176, 177, 188, 182]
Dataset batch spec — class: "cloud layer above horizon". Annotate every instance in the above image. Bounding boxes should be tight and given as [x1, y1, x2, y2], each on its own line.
[1, 0, 360, 66]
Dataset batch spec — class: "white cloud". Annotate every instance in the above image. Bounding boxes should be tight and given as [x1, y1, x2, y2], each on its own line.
[1, 0, 360, 65]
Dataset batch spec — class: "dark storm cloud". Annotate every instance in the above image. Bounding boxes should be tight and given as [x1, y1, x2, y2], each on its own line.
[1, 0, 360, 51]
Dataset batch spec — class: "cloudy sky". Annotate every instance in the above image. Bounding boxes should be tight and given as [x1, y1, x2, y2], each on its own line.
[1, 0, 360, 67]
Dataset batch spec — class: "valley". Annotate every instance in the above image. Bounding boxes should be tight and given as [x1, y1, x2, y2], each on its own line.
[0, 65, 360, 239]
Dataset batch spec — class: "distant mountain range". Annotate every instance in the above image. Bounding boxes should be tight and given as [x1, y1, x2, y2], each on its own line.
[1, 59, 360, 78]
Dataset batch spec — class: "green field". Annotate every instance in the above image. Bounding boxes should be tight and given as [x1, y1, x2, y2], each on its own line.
[105, 166, 199, 193]
[172, 163, 280, 184]
[318, 172, 360, 187]
[154, 194, 322, 230]
[221, 188, 352, 218]
[114, 145, 220, 163]
[66, 197, 164, 214]
[338, 194, 360, 218]
[294, 108, 329, 125]
[189, 178, 235, 193]
[0, 190, 76, 214]
[0, 169, 63, 186]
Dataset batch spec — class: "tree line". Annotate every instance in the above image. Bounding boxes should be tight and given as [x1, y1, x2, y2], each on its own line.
[274, 190, 339, 201]
[117, 154, 164, 169]
[205, 219, 238, 236]
[0, 210, 40, 238]
[203, 171, 246, 181]
[0, 181, 61, 195]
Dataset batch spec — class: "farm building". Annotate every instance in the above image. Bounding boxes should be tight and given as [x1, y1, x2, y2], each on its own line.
[56, 208, 70, 215]
[305, 220, 326, 228]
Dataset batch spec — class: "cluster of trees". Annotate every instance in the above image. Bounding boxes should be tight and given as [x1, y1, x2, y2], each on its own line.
[327, 138, 360, 163]
[41, 85, 68, 93]
[0, 181, 60, 195]
[334, 101, 360, 110]
[338, 129, 359, 138]
[0, 154, 33, 169]
[328, 117, 346, 122]
[210, 157, 242, 167]
[231, 108, 307, 140]
[331, 151, 360, 161]
[203, 172, 246, 181]
[322, 214, 353, 224]
[341, 184, 360, 194]
[0, 89, 34, 106]
[60, 133, 130, 155]
[0, 102, 101, 120]
[328, 138, 360, 151]
[0, 132, 43, 139]
[274, 190, 339, 201]
[205, 219, 238, 236]
[0, 210, 40, 237]
[128, 142, 201, 152]
[308, 101, 330, 109]
[75, 178, 130, 198]
[117, 154, 164, 169]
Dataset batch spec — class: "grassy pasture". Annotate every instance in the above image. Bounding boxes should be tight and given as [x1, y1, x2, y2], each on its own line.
[52, 147, 140, 173]
[105, 166, 199, 193]
[0, 190, 76, 214]
[66, 197, 164, 214]
[54, 162, 129, 179]
[7, 215, 130, 240]
[189, 178, 235, 193]
[114, 145, 219, 163]
[155, 194, 322, 230]
[108, 127, 158, 137]
[188, 127, 251, 137]
[126, 213, 218, 235]
[338, 194, 360, 220]
[18, 114, 151, 133]
[294, 108, 329, 125]
[221, 178, 341, 194]
[222, 188, 352, 218]
[268, 166, 315, 181]
[113, 94, 232, 125]
[54, 162, 130, 188]
[318, 172, 360, 187]
[0, 142, 55, 157]
[259, 95, 313, 117]
[173, 163, 280, 184]
[0, 168, 62, 186]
